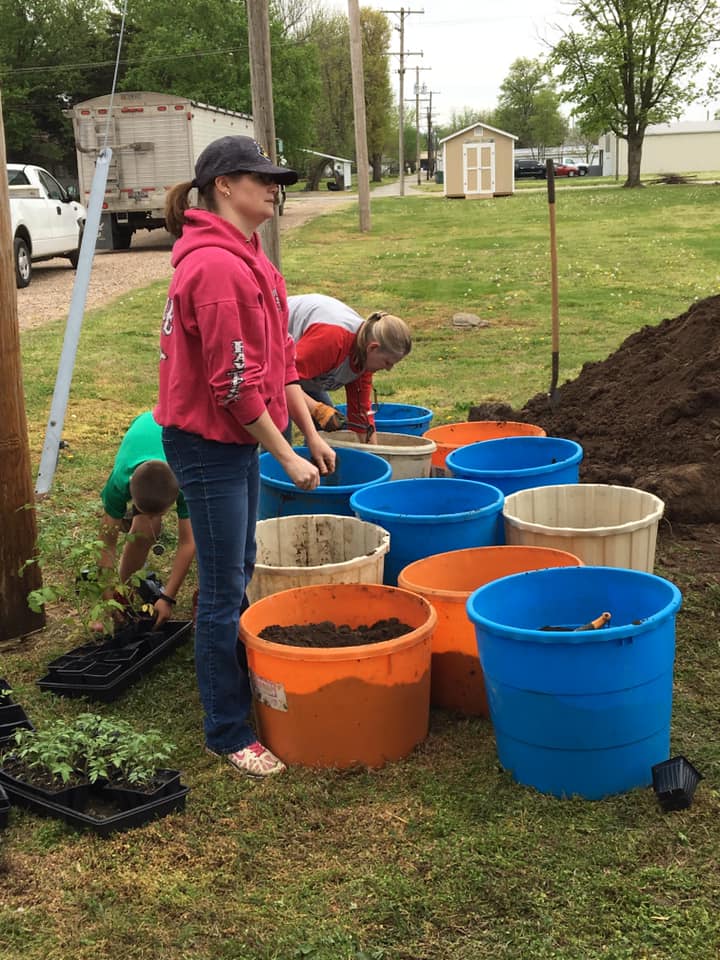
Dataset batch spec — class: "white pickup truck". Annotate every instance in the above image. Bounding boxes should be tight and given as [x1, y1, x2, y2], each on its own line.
[8, 163, 87, 287]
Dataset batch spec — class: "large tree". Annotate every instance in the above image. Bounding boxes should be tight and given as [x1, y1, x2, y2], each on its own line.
[494, 56, 567, 154]
[121, 0, 318, 164]
[0, 0, 116, 173]
[360, 8, 393, 181]
[552, 0, 720, 187]
[299, 6, 392, 184]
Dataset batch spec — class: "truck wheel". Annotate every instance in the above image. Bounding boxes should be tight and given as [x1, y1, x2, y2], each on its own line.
[14, 237, 31, 288]
[68, 227, 84, 269]
[111, 220, 132, 251]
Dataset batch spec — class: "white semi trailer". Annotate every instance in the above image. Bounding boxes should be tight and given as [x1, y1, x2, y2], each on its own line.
[71, 91, 254, 250]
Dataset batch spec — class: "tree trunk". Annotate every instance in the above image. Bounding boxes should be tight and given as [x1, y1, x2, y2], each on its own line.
[624, 132, 644, 188]
[305, 159, 328, 191]
[370, 153, 382, 182]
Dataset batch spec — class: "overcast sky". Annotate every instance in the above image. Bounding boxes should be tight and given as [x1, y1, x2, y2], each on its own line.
[325, 0, 720, 125]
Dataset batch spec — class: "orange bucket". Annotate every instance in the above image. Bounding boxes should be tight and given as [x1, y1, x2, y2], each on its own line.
[423, 420, 546, 470]
[397, 545, 581, 717]
[240, 583, 436, 768]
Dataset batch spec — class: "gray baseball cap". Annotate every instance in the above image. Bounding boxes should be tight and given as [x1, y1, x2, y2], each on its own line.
[192, 135, 298, 188]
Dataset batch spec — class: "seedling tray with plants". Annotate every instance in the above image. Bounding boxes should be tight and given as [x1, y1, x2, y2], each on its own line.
[0, 714, 188, 836]
[36, 619, 193, 702]
[0, 678, 34, 749]
[0, 770, 188, 837]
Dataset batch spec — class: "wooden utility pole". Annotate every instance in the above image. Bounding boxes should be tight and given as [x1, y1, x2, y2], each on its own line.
[348, 0, 371, 232]
[0, 94, 45, 641]
[385, 7, 423, 196]
[247, 0, 281, 268]
[412, 65, 430, 185]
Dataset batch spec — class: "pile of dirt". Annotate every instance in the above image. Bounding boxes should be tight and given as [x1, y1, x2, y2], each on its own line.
[469, 294, 720, 523]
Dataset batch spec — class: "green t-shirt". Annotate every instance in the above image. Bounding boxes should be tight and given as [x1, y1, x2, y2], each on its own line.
[100, 411, 189, 520]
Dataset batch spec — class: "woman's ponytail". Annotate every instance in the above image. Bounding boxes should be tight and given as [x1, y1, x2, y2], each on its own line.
[353, 312, 412, 368]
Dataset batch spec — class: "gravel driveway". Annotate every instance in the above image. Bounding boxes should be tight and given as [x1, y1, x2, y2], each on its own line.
[17, 192, 355, 331]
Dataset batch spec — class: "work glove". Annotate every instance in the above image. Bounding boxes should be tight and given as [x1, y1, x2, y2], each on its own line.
[312, 402, 346, 432]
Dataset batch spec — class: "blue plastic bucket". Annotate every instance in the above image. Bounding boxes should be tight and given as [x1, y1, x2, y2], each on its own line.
[466, 566, 682, 799]
[446, 436, 583, 496]
[350, 477, 504, 585]
[337, 402, 433, 436]
[259, 446, 392, 519]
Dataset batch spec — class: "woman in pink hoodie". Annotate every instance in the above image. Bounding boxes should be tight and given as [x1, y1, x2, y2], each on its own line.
[155, 136, 335, 778]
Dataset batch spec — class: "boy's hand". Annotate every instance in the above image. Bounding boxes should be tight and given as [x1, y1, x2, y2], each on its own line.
[152, 597, 174, 629]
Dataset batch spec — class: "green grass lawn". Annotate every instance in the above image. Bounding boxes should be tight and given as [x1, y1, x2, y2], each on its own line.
[3, 184, 720, 960]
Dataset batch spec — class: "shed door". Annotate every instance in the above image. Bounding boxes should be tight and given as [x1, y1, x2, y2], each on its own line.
[463, 142, 495, 194]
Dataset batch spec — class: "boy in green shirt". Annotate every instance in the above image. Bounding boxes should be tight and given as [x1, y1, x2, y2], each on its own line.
[95, 411, 195, 630]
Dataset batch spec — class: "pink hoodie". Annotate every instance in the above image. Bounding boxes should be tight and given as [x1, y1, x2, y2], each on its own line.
[154, 209, 297, 444]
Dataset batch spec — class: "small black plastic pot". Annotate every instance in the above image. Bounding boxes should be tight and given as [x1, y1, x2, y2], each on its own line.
[0, 680, 13, 708]
[0, 690, 34, 749]
[101, 769, 182, 810]
[652, 756, 703, 812]
[0, 767, 90, 810]
[0, 718, 33, 746]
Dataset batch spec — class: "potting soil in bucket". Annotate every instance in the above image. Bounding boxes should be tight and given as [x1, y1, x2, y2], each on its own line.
[336, 401, 433, 436]
[446, 436, 583, 497]
[350, 477, 504, 585]
[240, 583, 437, 768]
[466, 565, 682, 800]
[258, 446, 391, 519]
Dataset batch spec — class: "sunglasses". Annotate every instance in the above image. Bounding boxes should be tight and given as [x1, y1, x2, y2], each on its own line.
[248, 172, 279, 186]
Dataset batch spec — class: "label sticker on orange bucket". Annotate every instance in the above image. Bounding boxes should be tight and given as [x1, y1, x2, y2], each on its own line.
[250, 672, 288, 712]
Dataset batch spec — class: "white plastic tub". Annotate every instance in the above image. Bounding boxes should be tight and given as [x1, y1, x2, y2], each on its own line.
[503, 484, 665, 572]
[325, 430, 436, 480]
[248, 514, 390, 602]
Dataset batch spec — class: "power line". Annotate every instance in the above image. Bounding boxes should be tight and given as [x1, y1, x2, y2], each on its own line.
[1, 45, 249, 77]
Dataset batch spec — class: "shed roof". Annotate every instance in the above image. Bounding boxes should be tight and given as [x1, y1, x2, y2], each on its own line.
[440, 121, 518, 144]
[301, 149, 354, 163]
[644, 120, 720, 136]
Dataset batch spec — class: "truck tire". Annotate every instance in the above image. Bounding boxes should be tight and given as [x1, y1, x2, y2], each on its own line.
[14, 236, 31, 288]
[68, 226, 84, 269]
[110, 219, 132, 251]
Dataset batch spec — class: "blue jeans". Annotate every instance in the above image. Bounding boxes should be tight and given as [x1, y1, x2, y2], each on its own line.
[162, 426, 258, 754]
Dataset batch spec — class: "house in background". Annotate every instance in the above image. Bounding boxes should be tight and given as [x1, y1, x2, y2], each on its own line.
[601, 120, 720, 177]
[439, 122, 517, 198]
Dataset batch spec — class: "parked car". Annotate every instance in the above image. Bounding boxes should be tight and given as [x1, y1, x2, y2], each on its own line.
[554, 162, 580, 177]
[514, 158, 546, 179]
[562, 157, 589, 176]
[8, 163, 86, 287]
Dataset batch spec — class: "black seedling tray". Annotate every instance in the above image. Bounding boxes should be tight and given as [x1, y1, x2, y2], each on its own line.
[0, 768, 189, 837]
[36, 620, 193, 702]
[0, 785, 9, 829]
[0, 678, 34, 749]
